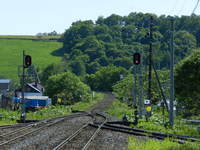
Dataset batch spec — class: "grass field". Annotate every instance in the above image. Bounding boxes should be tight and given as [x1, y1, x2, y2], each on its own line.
[0, 38, 63, 80]
[107, 100, 200, 149]
[107, 100, 200, 138]
[128, 137, 200, 150]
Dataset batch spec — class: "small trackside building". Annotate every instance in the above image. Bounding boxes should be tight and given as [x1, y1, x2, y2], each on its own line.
[0, 79, 11, 94]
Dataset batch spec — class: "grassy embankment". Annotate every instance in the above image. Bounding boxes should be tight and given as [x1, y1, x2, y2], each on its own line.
[0, 93, 104, 125]
[0, 36, 62, 80]
[107, 100, 200, 150]
[128, 137, 200, 150]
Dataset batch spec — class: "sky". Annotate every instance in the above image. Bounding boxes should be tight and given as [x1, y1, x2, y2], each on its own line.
[0, 0, 199, 35]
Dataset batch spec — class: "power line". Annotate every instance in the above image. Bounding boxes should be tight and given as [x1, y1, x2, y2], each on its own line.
[170, 0, 180, 15]
[177, 0, 187, 16]
[192, 0, 200, 15]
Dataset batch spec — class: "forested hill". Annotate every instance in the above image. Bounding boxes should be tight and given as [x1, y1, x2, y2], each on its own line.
[61, 12, 199, 75]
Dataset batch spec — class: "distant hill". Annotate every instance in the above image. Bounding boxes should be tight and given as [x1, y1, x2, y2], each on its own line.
[0, 35, 61, 40]
[0, 37, 62, 80]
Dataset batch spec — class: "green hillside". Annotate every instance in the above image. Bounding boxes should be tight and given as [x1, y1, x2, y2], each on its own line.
[0, 39, 62, 80]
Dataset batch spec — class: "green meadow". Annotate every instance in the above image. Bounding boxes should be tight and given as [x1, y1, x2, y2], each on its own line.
[0, 38, 63, 80]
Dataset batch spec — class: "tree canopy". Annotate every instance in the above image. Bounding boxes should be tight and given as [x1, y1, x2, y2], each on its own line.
[40, 12, 200, 111]
[61, 13, 200, 75]
[175, 50, 200, 116]
[85, 65, 128, 91]
[112, 69, 170, 104]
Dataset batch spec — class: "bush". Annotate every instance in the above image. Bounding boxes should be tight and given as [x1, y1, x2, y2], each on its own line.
[45, 72, 91, 105]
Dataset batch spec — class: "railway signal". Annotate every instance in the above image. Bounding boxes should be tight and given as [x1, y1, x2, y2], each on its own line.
[24, 55, 32, 68]
[133, 53, 141, 65]
[20, 52, 32, 122]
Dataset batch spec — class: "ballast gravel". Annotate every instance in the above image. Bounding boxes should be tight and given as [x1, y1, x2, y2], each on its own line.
[1, 93, 129, 150]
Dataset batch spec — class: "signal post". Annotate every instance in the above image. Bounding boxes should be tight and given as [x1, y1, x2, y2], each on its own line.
[132, 52, 142, 124]
[20, 51, 32, 122]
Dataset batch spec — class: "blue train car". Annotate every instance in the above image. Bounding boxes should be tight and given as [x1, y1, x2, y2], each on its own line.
[25, 96, 51, 109]
[12, 96, 51, 110]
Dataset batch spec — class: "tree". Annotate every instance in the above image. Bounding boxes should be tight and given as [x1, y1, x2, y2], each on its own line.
[94, 25, 109, 35]
[85, 65, 128, 91]
[86, 61, 100, 74]
[74, 36, 104, 51]
[40, 63, 66, 84]
[113, 57, 132, 69]
[63, 20, 94, 52]
[112, 74, 133, 102]
[175, 50, 200, 116]
[113, 70, 170, 104]
[174, 31, 197, 62]
[48, 30, 58, 36]
[70, 60, 86, 76]
[121, 25, 136, 44]
[104, 14, 123, 26]
[96, 34, 112, 42]
[45, 72, 91, 105]
[96, 16, 104, 25]
[61, 12, 200, 75]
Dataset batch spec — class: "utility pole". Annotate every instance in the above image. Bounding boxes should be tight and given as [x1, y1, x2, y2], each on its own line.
[138, 60, 143, 118]
[21, 50, 26, 122]
[133, 66, 137, 107]
[148, 16, 153, 104]
[169, 17, 175, 126]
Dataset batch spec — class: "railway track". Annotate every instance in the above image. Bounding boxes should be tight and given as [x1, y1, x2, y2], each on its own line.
[53, 112, 107, 150]
[0, 123, 33, 129]
[0, 112, 91, 149]
[0, 93, 126, 150]
[90, 121, 200, 144]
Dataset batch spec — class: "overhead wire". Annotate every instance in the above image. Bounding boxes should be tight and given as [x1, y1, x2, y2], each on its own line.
[191, 0, 200, 15]
[177, 0, 187, 16]
[170, 0, 195, 32]
[169, 0, 180, 16]
[175, 0, 200, 32]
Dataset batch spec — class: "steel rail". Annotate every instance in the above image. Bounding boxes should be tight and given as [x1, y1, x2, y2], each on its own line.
[110, 123, 200, 143]
[0, 112, 88, 130]
[0, 123, 36, 138]
[0, 118, 65, 146]
[0, 123, 32, 129]
[53, 122, 91, 150]
[105, 123, 200, 143]
[91, 123, 164, 140]
[82, 113, 107, 150]
[0, 113, 88, 139]
[53, 112, 107, 150]
[0, 113, 90, 147]
[90, 122, 200, 144]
